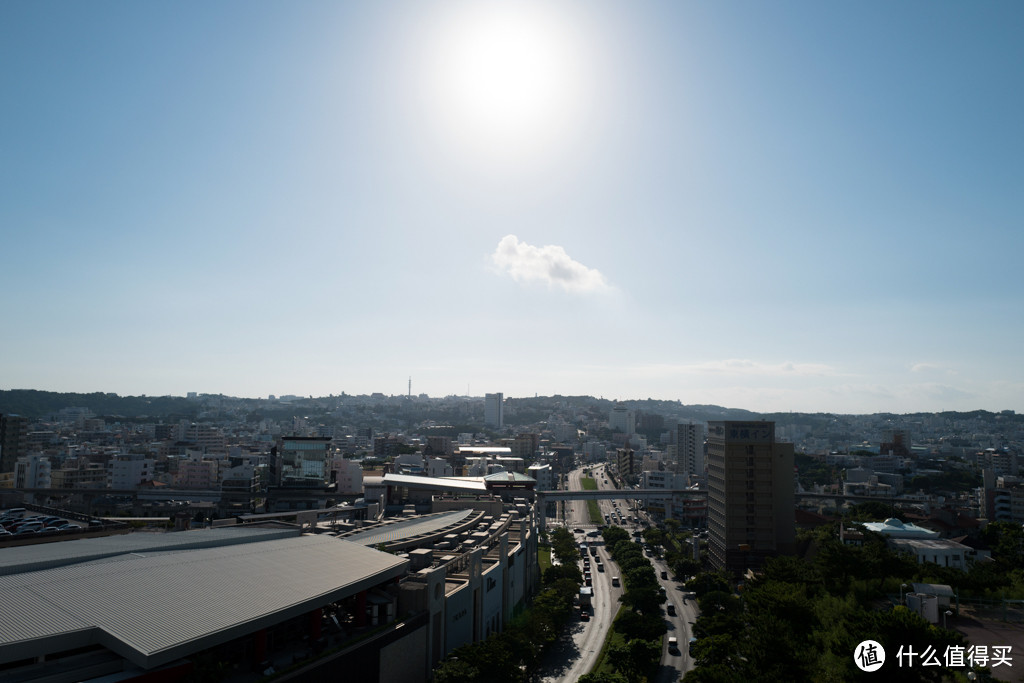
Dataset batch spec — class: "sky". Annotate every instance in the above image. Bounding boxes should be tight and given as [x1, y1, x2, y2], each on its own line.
[2, 1, 1022, 415]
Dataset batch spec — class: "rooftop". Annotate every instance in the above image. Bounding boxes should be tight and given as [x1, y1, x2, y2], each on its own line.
[0, 533, 408, 669]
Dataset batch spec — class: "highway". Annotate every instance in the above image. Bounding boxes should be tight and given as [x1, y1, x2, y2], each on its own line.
[541, 466, 622, 683]
[542, 463, 699, 682]
[596, 464, 699, 682]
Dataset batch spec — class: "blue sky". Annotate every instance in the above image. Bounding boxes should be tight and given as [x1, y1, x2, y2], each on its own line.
[2, 1, 1022, 414]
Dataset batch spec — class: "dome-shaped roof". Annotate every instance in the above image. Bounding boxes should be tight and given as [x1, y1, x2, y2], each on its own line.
[883, 517, 904, 527]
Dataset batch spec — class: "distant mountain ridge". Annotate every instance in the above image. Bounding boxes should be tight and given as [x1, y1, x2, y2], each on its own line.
[0, 389, 1016, 424]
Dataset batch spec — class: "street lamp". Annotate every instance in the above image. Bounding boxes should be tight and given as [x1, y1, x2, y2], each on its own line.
[944, 609, 953, 630]
[900, 583, 908, 605]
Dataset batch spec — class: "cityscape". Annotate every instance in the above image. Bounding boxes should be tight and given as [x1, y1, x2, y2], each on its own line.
[4, 0, 1023, 682]
[1, 390, 1023, 681]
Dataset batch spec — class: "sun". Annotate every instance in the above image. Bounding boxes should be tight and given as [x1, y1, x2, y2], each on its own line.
[415, 1, 592, 169]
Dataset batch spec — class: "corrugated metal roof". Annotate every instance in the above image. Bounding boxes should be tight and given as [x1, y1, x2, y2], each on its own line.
[0, 535, 408, 668]
[0, 527, 298, 576]
[381, 473, 488, 492]
[344, 509, 475, 546]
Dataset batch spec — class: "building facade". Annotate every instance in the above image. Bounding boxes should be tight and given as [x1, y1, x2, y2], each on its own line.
[0, 414, 29, 473]
[675, 422, 705, 476]
[707, 421, 794, 573]
[484, 393, 504, 429]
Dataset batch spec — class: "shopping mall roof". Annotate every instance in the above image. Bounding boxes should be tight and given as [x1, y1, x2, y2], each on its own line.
[0, 526, 296, 576]
[342, 508, 477, 546]
[0, 533, 408, 669]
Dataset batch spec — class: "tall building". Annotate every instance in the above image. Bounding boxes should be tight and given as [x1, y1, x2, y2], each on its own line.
[608, 405, 634, 434]
[675, 423, 705, 477]
[707, 421, 794, 573]
[485, 393, 504, 428]
[0, 414, 29, 473]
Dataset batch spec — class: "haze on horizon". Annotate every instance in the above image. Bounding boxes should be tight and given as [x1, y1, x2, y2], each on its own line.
[2, 2, 1022, 416]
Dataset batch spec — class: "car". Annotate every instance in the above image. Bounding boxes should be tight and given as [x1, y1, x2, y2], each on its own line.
[668, 636, 679, 653]
[661, 570, 668, 579]
[667, 604, 676, 616]
[580, 610, 590, 622]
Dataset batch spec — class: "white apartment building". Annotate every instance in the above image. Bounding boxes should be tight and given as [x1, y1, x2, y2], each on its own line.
[676, 423, 705, 476]
[609, 405, 635, 434]
[425, 458, 453, 479]
[14, 455, 51, 489]
[527, 463, 554, 491]
[331, 458, 364, 495]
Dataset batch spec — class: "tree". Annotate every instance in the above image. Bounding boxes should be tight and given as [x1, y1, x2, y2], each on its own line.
[686, 572, 730, 597]
[608, 638, 661, 681]
[641, 527, 664, 548]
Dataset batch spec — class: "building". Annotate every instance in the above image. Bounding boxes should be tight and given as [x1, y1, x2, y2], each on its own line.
[176, 457, 220, 489]
[675, 423, 705, 476]
[706, 421, 795, 573]
[14, 454, 51, 489]
[0, 414, 29, 473]
[110, 455, 155, 489]
[639, 470, 685, 516]
[0, 502, 541, 683]
[527, 463, 554, 491]
[484, 393, 504, 429]
[277, 436, 332, 487]
[608, 405, 634, 434]
[616, 448, 636, 481]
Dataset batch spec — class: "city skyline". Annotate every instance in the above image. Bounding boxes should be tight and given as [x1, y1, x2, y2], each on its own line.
[3, 2, 1022, 415]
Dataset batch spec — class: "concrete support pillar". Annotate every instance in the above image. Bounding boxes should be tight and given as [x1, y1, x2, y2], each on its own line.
[309, 607, 322, 640]
[355, 590, 368, 627]
[253, 628, 267, 667]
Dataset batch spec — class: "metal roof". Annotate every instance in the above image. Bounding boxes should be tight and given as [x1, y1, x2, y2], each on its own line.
[0, 526, 297, 576]
[343, 509, 476, 546]
[0, 535, 408, 669]
[381, 473, 488, 492]
[483, 471, 537, 483]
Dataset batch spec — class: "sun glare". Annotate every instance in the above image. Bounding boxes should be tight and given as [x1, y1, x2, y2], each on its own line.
[416, 1, 592, 169]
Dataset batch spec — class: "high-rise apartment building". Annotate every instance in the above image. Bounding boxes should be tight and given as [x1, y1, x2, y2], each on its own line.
[484, 393, 504, 428]
[608, 405, 634, 434]
[0, 414, 29, 473]
[675, 423, 705, 477]
[707, 421, 794, 573]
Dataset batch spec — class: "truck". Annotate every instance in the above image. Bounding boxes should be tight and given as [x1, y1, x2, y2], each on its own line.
[579, 586, 593, 608]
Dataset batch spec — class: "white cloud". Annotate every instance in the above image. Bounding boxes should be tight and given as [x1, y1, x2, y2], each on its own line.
[490, 234, 611, 293]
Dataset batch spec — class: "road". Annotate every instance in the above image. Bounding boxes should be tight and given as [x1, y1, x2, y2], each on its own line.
[543, 464, 698, 682]
[597, 464, 699, 681]
[540, 465, 622, 683]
